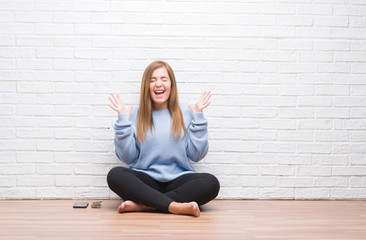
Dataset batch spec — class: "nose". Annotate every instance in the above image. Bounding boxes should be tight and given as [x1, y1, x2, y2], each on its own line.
[155, 79, 162, 87]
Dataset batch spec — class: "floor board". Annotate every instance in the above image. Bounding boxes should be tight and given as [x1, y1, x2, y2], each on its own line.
[0, 200, 365, 239]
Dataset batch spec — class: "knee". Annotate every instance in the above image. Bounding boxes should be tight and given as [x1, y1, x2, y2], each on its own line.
[202, 173, 220, 199]
[106, 166, 128, 187]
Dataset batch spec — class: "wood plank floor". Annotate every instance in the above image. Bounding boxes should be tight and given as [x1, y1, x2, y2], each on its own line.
[0, 200, 365, 240]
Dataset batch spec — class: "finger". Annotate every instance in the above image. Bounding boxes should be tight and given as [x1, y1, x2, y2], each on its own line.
[201, 92, 211, 105]
[203, 91, 211, 102]
[108, 95, 116, 104]
[113, 93, 124, 107]
[201, 91, 208, 100]
[204, 90, 210, 97]
[111, 93, 119, 103]
[108, 95, 114, 104]
[116, 94, 123, 104]
[203, 91, 211, 100]
[201, 100, 211, 110]
[108, 104, 118, 112]
[197, 91, 205, 102]
[108, 96, 119, 108]
[197, 96, 205, 107]
[108, 96, 117, 107]
[207, 90, 212, 98]
[200, 91, 210, 103]
[205, 100, 211, 107]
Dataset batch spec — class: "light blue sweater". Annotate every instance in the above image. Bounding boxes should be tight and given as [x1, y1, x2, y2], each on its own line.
[113, 104, 209, 182]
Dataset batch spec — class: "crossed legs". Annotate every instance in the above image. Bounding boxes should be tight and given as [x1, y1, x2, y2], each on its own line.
[106, 167, 220, 217]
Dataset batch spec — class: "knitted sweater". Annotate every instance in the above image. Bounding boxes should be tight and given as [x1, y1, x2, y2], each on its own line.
[113, 104, 208, 182]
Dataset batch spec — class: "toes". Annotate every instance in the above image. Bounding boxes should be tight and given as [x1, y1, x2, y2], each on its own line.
[118, 203, 125, 213]
[192, 202, 200, 217]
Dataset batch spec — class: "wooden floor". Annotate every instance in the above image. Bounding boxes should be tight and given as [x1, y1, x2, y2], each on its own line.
[0, 200, 366, 240]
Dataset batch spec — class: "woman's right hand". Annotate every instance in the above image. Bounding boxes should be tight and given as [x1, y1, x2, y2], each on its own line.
[108, 93, 133, 115]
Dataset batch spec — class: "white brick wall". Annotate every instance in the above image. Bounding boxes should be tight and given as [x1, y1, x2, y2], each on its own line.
[0, 0, 366, 200]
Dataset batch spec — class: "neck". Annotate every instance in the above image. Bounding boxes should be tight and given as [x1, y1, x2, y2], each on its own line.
[153, 103, 168, 111]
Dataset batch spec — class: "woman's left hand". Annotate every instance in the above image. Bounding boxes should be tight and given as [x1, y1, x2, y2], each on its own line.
[189, 91, 211, 112]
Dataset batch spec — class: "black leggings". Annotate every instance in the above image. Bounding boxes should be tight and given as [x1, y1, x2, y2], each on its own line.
[107, 167, 220, 212]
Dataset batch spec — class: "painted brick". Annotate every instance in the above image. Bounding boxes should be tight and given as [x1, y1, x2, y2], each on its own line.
[37, 164, 74, 175]
[331, 188, 366, 199]
[297, 4, 332, 15]
[295, 188, 331, 199]
[260, 166, 295, 176]
[15, 12, 52, 23]
[278, 130, 314, 142]
[259, 188, 294, 199]
[297, 143, 332, 154]
[0, 151, 16, 163]
[0, 176, 16, 187]
[17, 151, 54, 163]
[298, 166, 332, 176]
[17, 175, 54, 187]
[297, 97, 332, 107]
[316, 131, 349, 142]
[0, 0, 365, 200]
[315, 108, 350, 119]
[313, 155, 349, 165]
[314, 177, 348, 187]
[277, 177, 313, 187]
[17, 82, 54, 93]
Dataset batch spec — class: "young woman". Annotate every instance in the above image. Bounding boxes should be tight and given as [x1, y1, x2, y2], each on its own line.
[107, 60, 220, 217]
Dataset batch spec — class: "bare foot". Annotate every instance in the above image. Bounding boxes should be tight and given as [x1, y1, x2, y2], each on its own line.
[168, 201, 200, 217]
[118, 200, 155, 213]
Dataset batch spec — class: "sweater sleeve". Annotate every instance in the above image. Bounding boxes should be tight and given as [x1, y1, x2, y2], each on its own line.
[186, 111, 209, 162]
[114, 113, 139, 165]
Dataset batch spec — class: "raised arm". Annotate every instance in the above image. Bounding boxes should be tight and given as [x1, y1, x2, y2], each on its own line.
[108, 93, 133, 115]
[108, 93, 139, 165]
[189, 91, 211, 113]
[186, 91, 211, 162]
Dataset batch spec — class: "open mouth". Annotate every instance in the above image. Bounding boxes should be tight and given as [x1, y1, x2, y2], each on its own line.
[154, 90, 165, 95]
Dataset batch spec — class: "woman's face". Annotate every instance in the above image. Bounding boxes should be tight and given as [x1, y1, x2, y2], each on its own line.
[149, 67, 171, 110]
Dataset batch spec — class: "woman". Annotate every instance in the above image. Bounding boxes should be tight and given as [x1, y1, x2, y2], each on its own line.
[107, 60, 220, 217]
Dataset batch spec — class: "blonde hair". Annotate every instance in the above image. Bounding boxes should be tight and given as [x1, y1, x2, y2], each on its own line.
[137, 60, 186, 142]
